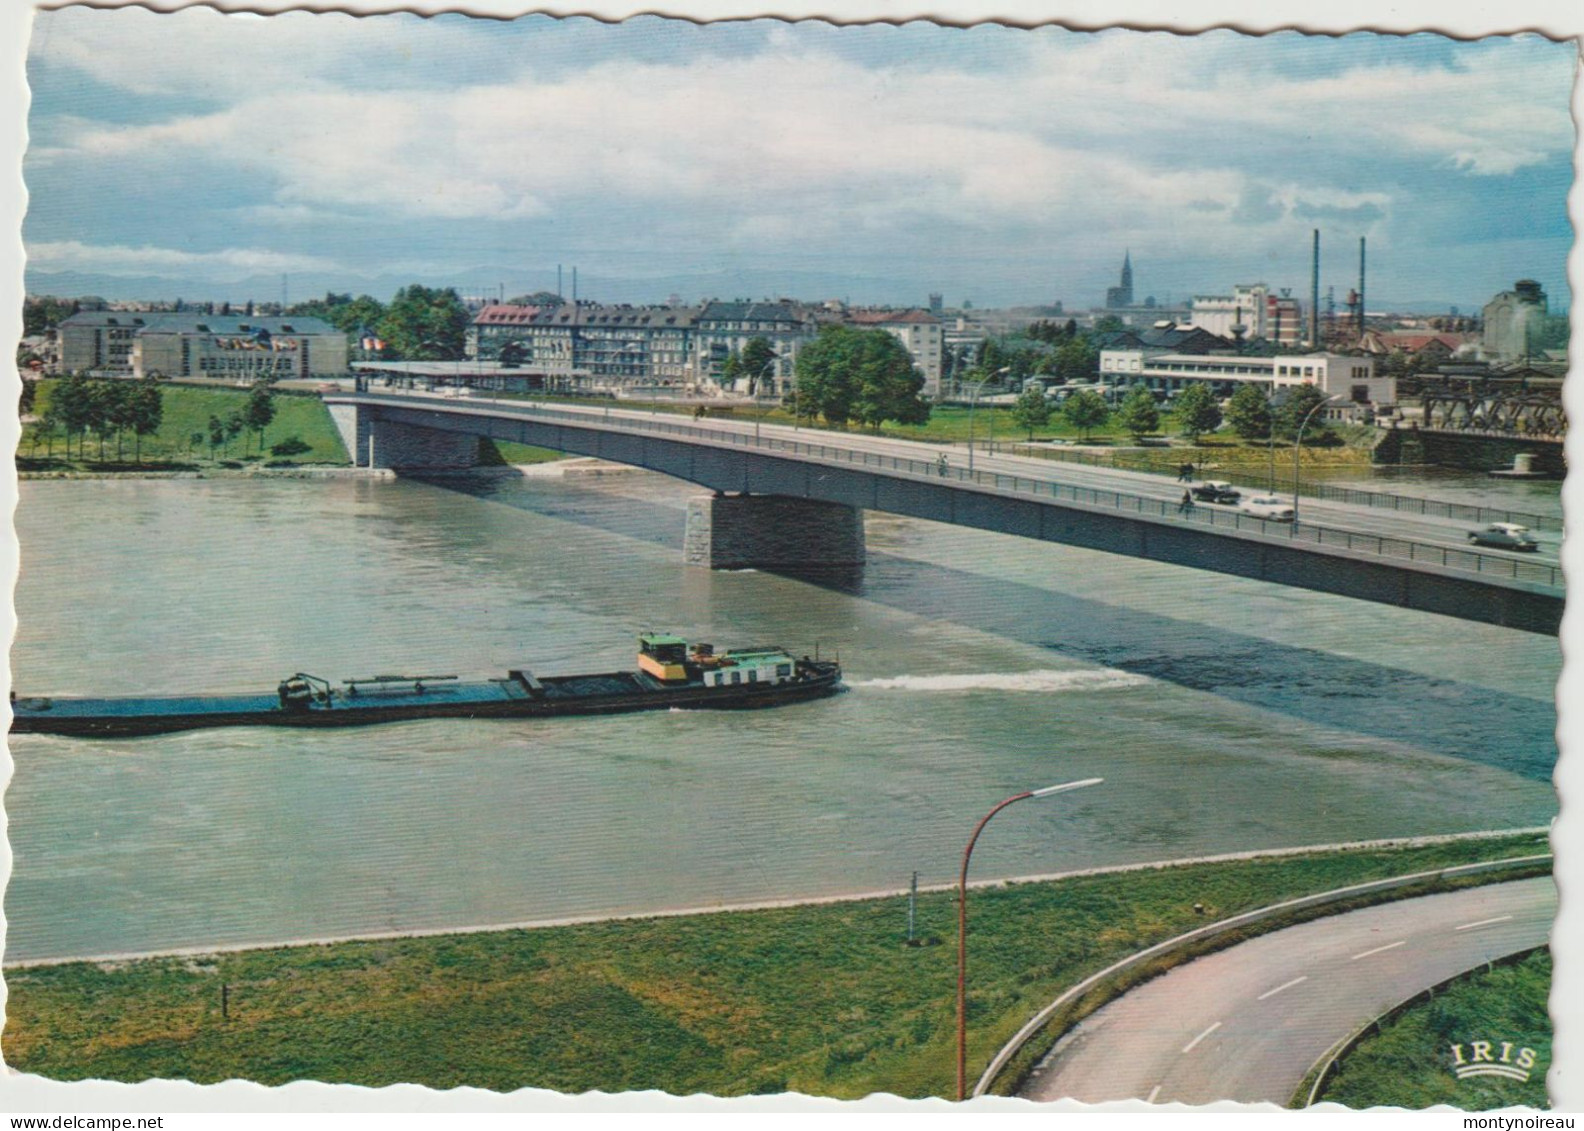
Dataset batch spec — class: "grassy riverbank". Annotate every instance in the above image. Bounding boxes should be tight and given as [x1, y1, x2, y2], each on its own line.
[4, 832, 1547, 1099]
[1316, 948, 1551, 1109]
[20, 380, 350, 471]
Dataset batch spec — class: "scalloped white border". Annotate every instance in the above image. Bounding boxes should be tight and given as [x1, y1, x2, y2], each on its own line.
[0, 2, 1576, 1122]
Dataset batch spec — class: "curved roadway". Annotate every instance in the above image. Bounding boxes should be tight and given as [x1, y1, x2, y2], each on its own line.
[1017, 877, 1554, 1106]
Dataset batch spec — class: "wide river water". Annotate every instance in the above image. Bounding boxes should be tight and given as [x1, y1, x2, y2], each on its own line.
[5, 467, 1561, 962]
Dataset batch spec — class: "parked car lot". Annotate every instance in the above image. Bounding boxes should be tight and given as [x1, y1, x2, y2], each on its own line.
[1192, 480, 1241, 504]
[1239, 494, 1296, 522]
[1468, 522, 1540, 551]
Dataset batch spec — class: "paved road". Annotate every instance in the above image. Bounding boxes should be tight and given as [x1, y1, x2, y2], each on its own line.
[371, 392, 1563, 578]
[1018, 877, 1555, 1106]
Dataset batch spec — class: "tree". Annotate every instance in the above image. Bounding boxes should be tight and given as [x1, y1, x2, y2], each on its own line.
[1115, 384, 1161, 440]
[1277, 383, 1331, 444]
[506, 291, 565, 307]
[739, 337, 778, 395]
[1174, 382, 1222, 442]
[225, 412, 245, 455]
[50, 371, 95, 459]
[377, 285, 471, 359]
[129, 376, 165, 463]
[207, 414, 226, 458]
[793, 324, 930, 431]
[1062, 388, 1110, 440]
[1092, 315, 1126, 335]
[1224, 383, 1272, 441]
[1010, 384, 1052, 439]
[102, 379, 138, 461]
[244, 383, 276, 452]
[1054, 337, 1099, 384]
[23, 295, 79, 336]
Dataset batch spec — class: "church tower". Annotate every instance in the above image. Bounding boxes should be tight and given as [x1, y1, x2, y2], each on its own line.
[1105, 251, 1135, 309]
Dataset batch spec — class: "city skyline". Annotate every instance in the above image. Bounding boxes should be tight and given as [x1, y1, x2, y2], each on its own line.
[22, 10, 1576, 310]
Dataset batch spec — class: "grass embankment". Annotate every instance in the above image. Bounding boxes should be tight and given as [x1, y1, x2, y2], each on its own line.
[20, 380, 349, 471]
[3, 832, 1547, 1098]
[18, 380, 566, 472]
[1316, 949, 1551, 1110]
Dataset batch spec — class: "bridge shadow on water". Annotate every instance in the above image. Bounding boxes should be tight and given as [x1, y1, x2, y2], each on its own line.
[432, 474, 1557, 784]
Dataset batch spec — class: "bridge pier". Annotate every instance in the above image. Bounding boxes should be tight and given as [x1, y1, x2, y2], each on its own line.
[328, 403, 480, 471]
[684, 494, 865, 570]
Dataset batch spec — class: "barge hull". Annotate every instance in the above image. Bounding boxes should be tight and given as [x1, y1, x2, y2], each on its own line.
[11, 669, 842, 739]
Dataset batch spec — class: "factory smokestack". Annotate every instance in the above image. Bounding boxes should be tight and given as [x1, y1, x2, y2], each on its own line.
[557, 264, 563, 300]
[1358, 237, 1367, 342]
[1310, 230, 1320, 348]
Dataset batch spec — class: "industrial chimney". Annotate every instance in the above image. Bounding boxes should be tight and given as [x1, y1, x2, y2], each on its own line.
[1310, 230, 1320, 348]
[1358, 237, 1367, 342]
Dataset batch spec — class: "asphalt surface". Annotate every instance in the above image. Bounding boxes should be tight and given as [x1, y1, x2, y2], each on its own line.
[365, 392, 1562, 574]
[1017, 877, 1555, 1106]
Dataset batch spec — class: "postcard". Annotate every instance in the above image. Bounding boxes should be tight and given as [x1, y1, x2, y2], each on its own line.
[3, 0, 1575, 1120]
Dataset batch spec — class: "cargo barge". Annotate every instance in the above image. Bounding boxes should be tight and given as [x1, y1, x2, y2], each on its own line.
[10, 634, 843, 739]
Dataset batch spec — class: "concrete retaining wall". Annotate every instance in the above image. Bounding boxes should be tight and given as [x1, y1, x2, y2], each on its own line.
[684, 494, 866, 569]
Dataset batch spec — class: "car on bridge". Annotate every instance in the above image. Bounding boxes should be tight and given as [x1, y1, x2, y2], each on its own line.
[1239, 494, 1296, 522]
[1191, 480, 1241, 504]
[1468, 522, 1540, 551]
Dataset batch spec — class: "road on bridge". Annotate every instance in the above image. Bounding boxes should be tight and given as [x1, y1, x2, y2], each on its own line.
[424, 392, 1560, 570]
[1016, 876, 1554, 1106]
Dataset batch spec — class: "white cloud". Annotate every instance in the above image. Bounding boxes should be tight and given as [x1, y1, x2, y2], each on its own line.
[24, 15, 1573, 293]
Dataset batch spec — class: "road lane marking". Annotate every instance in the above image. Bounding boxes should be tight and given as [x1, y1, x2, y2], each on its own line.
[1257, 976, 1308, 1000]
[1351, 940, 1408, 960]
[1182, 1021, 1222, 1053]
[1455, 915, 1514, 931]
[1147, 1085, 1162, 1104]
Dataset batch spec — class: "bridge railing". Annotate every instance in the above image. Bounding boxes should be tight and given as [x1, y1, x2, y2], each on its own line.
[976, 440, 1561, 532]
[366, 393, 1566, 591]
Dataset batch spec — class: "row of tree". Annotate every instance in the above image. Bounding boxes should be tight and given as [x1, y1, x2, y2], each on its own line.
[1004, 380, 1334, 444]
[35, 373, 165, 461]
[31, 375, 281, 463]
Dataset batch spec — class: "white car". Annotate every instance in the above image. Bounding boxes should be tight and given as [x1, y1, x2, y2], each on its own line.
[1468, 523, 1539, 551]
[1239, 495, 1296, 522]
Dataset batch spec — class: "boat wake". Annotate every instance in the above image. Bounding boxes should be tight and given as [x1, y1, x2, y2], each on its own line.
[853, 669, 1150, 694]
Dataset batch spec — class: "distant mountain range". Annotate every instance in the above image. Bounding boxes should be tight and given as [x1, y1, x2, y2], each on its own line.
[24, 265, 1480, 316]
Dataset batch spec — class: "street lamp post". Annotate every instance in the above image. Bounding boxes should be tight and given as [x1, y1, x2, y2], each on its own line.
[753, 355, 779, 442]
[1291, 394, 1340, 527]
[967, 367, 1010, 473]
[956, 776, 1103, 1101]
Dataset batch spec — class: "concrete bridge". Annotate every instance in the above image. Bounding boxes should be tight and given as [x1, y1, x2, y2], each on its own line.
[325, 391, 1563, 636]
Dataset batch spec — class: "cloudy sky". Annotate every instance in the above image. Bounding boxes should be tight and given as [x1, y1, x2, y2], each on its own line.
[22, 7, 1577, 309]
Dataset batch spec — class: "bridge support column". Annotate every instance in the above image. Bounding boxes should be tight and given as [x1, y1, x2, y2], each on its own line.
[327, 403, 479, 471]
[684, 494, 865, 569]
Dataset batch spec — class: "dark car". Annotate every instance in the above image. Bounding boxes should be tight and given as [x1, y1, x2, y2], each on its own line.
[1191, 480, 1241, 504]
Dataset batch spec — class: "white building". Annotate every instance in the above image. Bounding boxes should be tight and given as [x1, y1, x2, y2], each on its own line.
[1099, 349, 1394, 410]
[1190, 284, 1273, 341]
[845, 309, 945, 396]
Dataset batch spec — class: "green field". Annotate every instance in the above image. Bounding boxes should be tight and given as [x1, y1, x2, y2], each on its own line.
[3, 833, 1546, 1099]
[20, 380, 350, 469]
[1316, 948, 1551, 1110]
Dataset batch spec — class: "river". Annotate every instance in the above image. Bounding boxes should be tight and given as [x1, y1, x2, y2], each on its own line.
[5, 468, 1560, 962]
